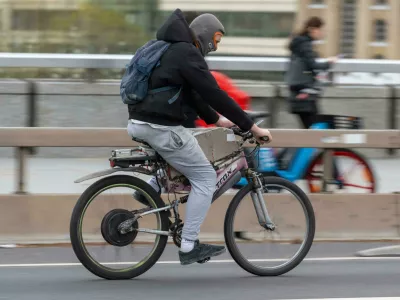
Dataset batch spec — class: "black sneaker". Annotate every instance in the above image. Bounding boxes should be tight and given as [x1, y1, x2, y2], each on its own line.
[179, 240, 226, 265]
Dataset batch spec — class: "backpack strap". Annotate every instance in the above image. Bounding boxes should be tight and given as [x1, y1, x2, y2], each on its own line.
[148, 86, 176, 94]
[147, 85, 182, 105]
[167, 86, 182, 104]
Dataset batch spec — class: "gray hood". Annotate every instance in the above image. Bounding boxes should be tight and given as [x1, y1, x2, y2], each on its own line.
[189, 13, 225, 56]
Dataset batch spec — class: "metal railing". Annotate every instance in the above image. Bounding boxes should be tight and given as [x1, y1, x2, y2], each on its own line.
[3, 127, 400, 194]
[1, 53, 400, 73]
[1, 53, 400, 192]
[1, 53, 400, 158]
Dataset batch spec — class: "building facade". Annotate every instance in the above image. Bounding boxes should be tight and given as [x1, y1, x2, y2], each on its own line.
[0, 0, 398, 59]
[297, 0, 399, 59]
[158, 0, 298, 56]
[0, 0, 298, 56]
[0, 0, 156, 53]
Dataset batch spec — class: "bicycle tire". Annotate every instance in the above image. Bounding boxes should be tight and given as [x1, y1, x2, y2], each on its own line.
[305, 148, 377, 193]
[224, 176, 315, 276]
[69, 175, 170, 280]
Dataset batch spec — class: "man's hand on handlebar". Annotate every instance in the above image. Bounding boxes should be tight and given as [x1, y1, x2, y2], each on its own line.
[250, 124, 272, 145]
[215, 115, 272, 145]
[230, 123, 272, 145]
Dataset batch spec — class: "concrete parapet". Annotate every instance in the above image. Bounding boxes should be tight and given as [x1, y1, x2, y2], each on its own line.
[0, 193, 398, 245]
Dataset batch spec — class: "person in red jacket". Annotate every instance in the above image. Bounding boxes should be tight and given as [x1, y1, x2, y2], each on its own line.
[195, 71, 251, 128]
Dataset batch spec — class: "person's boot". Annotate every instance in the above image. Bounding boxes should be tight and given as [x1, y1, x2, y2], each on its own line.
[179, 240, 226, 265]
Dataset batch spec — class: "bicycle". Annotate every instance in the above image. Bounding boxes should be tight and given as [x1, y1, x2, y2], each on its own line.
[69, 113, 315, 280]
[233, 113, 376, 193]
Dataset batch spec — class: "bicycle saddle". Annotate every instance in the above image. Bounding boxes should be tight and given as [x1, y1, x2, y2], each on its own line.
[245, 110, 270, 120]
[132, 137, 150, 147]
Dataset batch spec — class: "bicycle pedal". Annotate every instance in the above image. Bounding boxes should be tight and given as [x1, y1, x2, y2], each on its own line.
[197, 257, 210, 264]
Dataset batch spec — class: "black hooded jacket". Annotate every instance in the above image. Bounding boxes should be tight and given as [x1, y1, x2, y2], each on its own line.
[128, 9, 254, 132]
[285, 34, 331, 88]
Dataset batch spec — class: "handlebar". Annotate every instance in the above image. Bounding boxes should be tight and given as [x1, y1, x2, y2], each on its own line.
[230, 126, 270, 145]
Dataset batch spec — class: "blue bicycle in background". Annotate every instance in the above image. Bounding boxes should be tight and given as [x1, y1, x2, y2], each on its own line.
[235, 112, 376, 193]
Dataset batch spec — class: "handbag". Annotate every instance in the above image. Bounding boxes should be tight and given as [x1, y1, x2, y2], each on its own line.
[288, 88, 319, 114]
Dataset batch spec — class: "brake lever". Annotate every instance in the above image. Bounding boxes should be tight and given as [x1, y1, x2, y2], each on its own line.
[230, 126, 242, 135]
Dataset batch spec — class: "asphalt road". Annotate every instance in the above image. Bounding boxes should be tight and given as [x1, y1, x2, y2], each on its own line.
[0, 242, 399, 300]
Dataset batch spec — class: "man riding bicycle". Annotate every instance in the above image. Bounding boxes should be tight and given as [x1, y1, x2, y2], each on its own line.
[127, 9, 272, 265]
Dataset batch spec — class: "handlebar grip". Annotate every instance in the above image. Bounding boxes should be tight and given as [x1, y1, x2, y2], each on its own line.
[260, 136, 270, 142]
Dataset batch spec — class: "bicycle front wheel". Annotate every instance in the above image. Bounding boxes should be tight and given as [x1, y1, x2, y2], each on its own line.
[224, 176, 315, 276]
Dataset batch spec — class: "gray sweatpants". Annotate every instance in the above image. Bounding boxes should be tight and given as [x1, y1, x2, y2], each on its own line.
[127, 121, 217, 242]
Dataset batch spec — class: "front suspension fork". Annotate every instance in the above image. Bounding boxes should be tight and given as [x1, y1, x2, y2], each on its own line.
[248, 172, 275, 231]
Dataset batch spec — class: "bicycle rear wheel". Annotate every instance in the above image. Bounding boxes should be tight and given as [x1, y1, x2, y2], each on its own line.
[70, 175, 170, 280]
[224, 176, 315, 276]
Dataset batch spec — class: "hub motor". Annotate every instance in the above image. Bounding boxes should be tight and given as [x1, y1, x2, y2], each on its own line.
[101, 209, 138, 247]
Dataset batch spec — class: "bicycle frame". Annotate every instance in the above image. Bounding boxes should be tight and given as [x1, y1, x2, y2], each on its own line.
[125, 149, 275, 237]
[275, 122, 330, 181]
[164, 152, 248, 203]
[75, 126, 276, 237]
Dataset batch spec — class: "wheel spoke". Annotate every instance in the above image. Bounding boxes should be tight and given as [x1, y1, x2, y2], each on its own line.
[342, 182, 373, 190]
